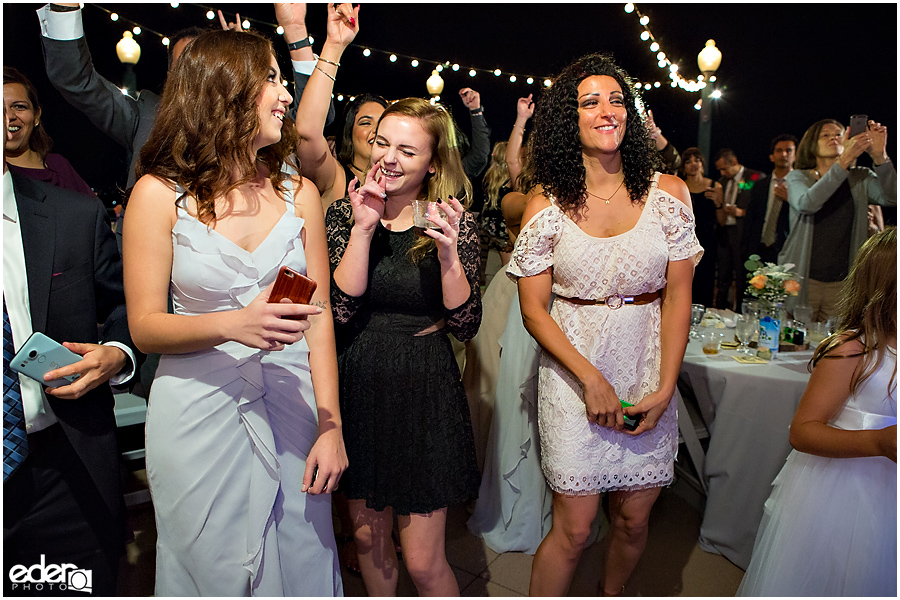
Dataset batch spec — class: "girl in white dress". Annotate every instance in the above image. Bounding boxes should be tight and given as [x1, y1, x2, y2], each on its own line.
[738, 227, 896, 596]
[123, 30, 347, 595]
[511, 53, 701, 596]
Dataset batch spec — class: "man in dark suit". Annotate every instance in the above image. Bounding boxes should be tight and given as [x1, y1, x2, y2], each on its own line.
[3, 106, 139, 596]
[742, 135, 798, 265]
[714, 148, 767, 310]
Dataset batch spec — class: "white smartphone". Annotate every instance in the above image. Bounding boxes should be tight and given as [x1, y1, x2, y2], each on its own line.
[10, 332, 82, 388]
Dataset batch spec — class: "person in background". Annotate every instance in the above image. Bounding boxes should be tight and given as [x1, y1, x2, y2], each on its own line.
[742, 134, 797, 264]
[513, 52, 701, 596]
[779, 118, 896, 321]
[680, 147, 722, 308]
[3, 97, 139, 597]
[738, 227, 896, 597]
[645, 109, 682, 175]
[3, 67, 95, 197]
[714, 148, 766, 311]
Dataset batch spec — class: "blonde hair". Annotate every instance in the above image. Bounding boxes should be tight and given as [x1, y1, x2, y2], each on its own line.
[377, 98, 472, 262]
[482, 141, 510, 210]
[811, 227, 897, 396]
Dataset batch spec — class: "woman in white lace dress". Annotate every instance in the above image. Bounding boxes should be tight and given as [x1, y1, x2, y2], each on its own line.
[508, 54, 702, 596]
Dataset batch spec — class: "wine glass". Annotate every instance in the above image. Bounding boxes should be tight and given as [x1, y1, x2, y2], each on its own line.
[792, 304, 813, 326]
[735, 314, 757, 355]
[691, 304, 705, 339]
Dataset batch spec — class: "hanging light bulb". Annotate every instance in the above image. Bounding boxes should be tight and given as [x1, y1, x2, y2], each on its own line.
[110, 13, 119, 21]
[526, 77, 534, 85]
[650, 42, 659, 52]
[389, 54, 397, 62]
[640, 31, 650, 41]
[640, 15, 649, 25]
[276, 26, 284, 35]
[362, 48, 371, 57]
[426, 69, 444, 97]
[206, 10, 215, 20]
[411, 59, 419, 67]
[624, 3, 635, 13]
[116, 31, 141, 64]
[509, 75, 516, 83]
[469, 69, 476, 77]
[162, 37, 170, 46]
[242, 20, 250, 29]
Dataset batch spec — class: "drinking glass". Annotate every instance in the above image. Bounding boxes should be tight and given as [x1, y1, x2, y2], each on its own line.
[741, 299, 759, 316]
[808, 322, 829, 346]
[701, 330, 723, 355]
[792, 304, 813, 325]
[735, 314, 757, 354]
[690, 304, 705, 339]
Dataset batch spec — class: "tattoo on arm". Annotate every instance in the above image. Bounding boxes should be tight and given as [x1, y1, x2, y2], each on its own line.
[313, 300, 329, 311]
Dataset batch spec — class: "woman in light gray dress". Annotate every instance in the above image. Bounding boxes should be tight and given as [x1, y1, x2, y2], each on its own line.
[123, 30, 347, 596]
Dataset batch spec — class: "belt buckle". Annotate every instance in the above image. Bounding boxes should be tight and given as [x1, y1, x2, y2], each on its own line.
[604, 294, 624, 310]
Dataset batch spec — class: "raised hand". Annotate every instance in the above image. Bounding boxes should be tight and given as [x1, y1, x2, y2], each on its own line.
[516, 94, 534, 120]
[459, 88, 481, 111]
[232, 282, 322, 351]
[274, 2, 306, 28]
[841, 129, 873, 162]
[867, 120, 889, 163]
[347, 162, 387, 232]
[218, 9, 243, 31]
[325, 2, 359, 48]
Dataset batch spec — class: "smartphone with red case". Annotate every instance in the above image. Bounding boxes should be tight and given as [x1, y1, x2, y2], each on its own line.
[268, 266, 317, 319]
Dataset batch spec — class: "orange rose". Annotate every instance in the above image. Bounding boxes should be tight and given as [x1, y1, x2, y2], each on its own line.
[783, 279, 800, 295]
[750, 275, 768, 289]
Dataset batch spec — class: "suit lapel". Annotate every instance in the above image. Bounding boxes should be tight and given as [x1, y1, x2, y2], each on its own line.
[12, 175, 56, 333]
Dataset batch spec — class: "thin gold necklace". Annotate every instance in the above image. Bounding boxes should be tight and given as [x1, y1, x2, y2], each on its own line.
[586, 178, 625, 205]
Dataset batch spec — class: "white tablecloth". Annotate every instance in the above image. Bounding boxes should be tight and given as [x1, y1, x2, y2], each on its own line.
[679, 338, 814, 569]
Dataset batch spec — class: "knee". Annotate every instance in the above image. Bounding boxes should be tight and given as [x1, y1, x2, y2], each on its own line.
[556, 520, 593, 555]
[611, 509, 651, 541]
[403, 548, 447, 586]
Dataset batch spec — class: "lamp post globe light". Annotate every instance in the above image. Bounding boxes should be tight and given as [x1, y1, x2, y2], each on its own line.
[696, 39, 722, 167]
[116, 31, 141, 96]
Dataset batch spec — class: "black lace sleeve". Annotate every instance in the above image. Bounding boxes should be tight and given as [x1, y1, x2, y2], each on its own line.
[325, 197, 365, 324]
[445, 211, 482, 341]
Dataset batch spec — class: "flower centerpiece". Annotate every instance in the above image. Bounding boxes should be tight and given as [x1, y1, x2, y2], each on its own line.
[744, 255, 800, 303]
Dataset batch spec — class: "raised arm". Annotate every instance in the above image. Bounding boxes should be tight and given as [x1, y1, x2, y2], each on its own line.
[294, 3, 358, 201]
[506, 94, 533, 188]
[37, 3, 141, 151]
[459, 88, 492, 179]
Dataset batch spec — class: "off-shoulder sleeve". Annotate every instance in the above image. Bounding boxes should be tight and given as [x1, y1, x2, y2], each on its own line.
[325, 197, 365, 323]
[445, 211, 482, 342]
[658, 193, 704, 266]
[506, 205, 562, 281]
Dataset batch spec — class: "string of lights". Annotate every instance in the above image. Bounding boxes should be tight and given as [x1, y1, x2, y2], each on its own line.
[623, 3, 717, 93]
[87, 3, 714, 101]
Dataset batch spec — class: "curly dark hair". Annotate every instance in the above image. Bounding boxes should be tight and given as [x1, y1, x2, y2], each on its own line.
[531, 53, 659, 214]
[136, 30, 298, 225]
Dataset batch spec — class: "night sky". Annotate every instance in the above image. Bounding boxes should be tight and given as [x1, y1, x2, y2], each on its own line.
[4, 2, 897, 207]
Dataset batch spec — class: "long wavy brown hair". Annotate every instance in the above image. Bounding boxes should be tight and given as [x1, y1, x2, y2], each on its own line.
[811, 227, 897, 396]
[136, 30, 298, 224]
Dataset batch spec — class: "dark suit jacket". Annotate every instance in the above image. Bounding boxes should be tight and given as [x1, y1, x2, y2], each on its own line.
[41, 34, 328, 190]
[742, 173, 791, 263]
[11, 173, 138, 528]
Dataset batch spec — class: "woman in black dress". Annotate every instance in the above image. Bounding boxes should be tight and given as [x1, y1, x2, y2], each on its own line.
[681, 147, 722, 307]
[326, 94, 481, 595]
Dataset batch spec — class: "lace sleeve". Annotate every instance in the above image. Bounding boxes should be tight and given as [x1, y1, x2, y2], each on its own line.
[506, 205, 561, 281]
[658, 193, 704, 266]
[445, 211, 482, 342]
[325, 197, 365, 323]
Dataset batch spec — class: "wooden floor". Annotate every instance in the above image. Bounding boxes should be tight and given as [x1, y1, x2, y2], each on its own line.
[116, 469, 746, 596]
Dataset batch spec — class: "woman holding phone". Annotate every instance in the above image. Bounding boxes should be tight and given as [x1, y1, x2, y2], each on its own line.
[123, 30, 345, 595]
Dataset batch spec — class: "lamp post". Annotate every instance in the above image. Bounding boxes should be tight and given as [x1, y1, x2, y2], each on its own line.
[116, 31, 141, 97]
[696, 39, 722, 167]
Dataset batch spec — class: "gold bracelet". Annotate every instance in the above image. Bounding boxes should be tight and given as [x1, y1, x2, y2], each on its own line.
[316, 56, 341, 68]
[314, 65, 336, 82]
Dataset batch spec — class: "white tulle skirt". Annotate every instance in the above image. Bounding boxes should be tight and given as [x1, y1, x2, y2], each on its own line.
[737, 448, 896, 597]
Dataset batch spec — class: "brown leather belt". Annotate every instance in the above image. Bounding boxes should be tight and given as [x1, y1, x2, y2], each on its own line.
[557, 290, 661, 310]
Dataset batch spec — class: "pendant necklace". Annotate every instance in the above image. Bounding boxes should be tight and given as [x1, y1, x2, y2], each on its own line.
[586, 178, 625, 205]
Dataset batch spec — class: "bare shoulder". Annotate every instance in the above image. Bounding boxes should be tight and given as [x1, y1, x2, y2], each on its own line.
[130, 174, 176, 205]
[657, 174, 692, 209]
[823, 334, 867, 358]
[522, 193, 553, 224]
[292, 175, 324, 220]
